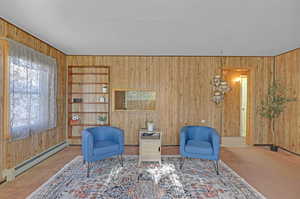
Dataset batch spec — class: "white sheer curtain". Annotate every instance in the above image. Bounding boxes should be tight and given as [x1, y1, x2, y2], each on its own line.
[9, 40, 57, 140]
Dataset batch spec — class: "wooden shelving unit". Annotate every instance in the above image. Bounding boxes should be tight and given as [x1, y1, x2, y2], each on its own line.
[68, 66, 110, 138]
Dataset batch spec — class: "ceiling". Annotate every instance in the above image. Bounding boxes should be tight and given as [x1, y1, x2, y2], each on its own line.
[1, 0, 299, 56]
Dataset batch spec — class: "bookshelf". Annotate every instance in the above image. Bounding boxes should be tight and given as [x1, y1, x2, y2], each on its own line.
[67, 66, 110, 138]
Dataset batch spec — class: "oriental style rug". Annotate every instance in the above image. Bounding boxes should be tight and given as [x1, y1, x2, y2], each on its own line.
[27, 156, 265, 199]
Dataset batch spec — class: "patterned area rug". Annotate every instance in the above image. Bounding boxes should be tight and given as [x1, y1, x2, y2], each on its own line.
[27, 156, 265, 199]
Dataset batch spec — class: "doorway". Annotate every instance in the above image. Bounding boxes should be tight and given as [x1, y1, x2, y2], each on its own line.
[222, 69, 250, 147]
[240, 75, 248, 139]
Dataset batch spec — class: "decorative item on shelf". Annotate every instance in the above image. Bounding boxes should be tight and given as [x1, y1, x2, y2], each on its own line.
[258, 80, 296, 152]
[211, 75, 230, 104]
[98, 115, 107, 125]
[73, 98, 83, 103]
[72, 114, 80, 121]
[99, 96, 106, 103]
[70, 114, 80, 125]
[101, 85, 108, 93]
[146, 120, 155, 132]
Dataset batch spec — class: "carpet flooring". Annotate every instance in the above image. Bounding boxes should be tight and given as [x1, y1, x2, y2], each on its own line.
[26, 156, 265, 199]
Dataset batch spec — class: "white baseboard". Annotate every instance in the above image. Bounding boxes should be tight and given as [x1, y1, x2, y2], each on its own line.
[2, 141, 68, 181]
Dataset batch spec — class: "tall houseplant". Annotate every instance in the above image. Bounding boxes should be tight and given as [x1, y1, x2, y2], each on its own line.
[258, 81, 296, 151]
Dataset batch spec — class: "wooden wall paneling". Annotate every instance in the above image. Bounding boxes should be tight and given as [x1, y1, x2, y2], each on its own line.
[66, 55, 274, 146]
[67, 56, 223, 145]
[210, 57, 223, 131]
[0, 18, 67, 169]
[66, 56, 274, 150]
[0, 40, 5, 182]
[275, 49, 300, 154]
[0, 19, 6, 37]
[0, 40, 10, 181]
[253, 57, 274, 144]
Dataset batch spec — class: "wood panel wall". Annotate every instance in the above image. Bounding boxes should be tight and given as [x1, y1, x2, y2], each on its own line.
[275, 49, 300, 154]
[0, 18, 67, 169]
[67, 56, 273, 146]
[0, 40, 5, 182]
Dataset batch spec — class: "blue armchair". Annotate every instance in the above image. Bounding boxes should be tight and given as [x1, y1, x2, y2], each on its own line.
[82, 126, 124, 177]
[180, 126, 221, 174]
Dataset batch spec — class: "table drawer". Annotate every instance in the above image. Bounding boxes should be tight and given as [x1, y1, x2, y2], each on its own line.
[140, 142, 160, 153]
[140, 146, 160, 154]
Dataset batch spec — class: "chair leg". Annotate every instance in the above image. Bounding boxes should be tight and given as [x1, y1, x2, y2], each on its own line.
[180, 157, 185, 169]
[87, 162, 91, 178]
[213, 160, 219, 175]
[119, 154, 124, 167]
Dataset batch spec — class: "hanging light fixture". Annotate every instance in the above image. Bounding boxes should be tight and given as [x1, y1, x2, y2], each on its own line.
[211, 75, 230, 104]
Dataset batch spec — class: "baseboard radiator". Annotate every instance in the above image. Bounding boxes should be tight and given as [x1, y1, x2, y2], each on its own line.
[2, 141, 68, 181]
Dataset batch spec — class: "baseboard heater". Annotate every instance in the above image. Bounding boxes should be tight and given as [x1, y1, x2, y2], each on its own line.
[2, 141, 68, 181]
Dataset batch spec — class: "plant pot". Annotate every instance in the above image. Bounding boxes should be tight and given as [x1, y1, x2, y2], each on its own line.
[270, 145, 278, 152]
[147, 122, 155, 132]
[99, 121, 106, 125]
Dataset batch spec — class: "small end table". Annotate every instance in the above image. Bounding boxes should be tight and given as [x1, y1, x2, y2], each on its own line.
[138, 129, 161, 166]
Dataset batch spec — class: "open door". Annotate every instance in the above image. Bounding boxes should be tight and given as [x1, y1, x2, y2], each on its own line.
[240, 75, 248, 142]
[222, 68, 251, 146]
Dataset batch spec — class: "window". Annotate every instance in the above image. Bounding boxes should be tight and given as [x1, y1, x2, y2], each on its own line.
[9, 40, 57, 140]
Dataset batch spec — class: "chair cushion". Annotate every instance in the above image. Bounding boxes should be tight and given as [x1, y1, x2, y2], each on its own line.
[185, 140, 213, 155]
[93, 140, 119, 155]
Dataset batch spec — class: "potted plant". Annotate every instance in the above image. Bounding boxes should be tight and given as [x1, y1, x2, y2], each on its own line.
[146, 120, 155, 132]
[98, 115, 107, 125]
[258, 81, 296, 151]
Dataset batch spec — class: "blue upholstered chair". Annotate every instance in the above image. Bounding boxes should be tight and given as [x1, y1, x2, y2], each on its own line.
[179, 126, 221, 174]
[82, 126, 124, 177]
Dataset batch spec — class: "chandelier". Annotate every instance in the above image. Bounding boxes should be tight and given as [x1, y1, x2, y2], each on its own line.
[211, 75, 230, 104]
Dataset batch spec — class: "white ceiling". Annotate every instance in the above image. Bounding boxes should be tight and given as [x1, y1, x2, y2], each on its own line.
[1, 0, 299, 56]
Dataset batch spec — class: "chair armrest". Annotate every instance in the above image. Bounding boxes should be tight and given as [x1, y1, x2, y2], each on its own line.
[110, 127, 124, 144]
[210, 129, 221, 157]
[110, 127, 125, 152]
[82, 130, 94, 161]
[180, 127, 188, 154]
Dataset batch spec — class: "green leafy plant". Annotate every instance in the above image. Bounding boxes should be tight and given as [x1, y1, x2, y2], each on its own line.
[98, 115, 107, 122]
[258, 81, 296, 146]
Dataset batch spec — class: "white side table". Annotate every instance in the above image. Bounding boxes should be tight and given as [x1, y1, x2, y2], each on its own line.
[138, 129, 161, 166]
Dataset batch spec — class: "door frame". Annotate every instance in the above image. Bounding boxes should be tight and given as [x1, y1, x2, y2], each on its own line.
[221, 66, 254, 145]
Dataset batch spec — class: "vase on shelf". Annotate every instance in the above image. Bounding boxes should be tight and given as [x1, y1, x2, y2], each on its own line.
[101, 85, 108, 93]
[99, 96, 106, 102]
